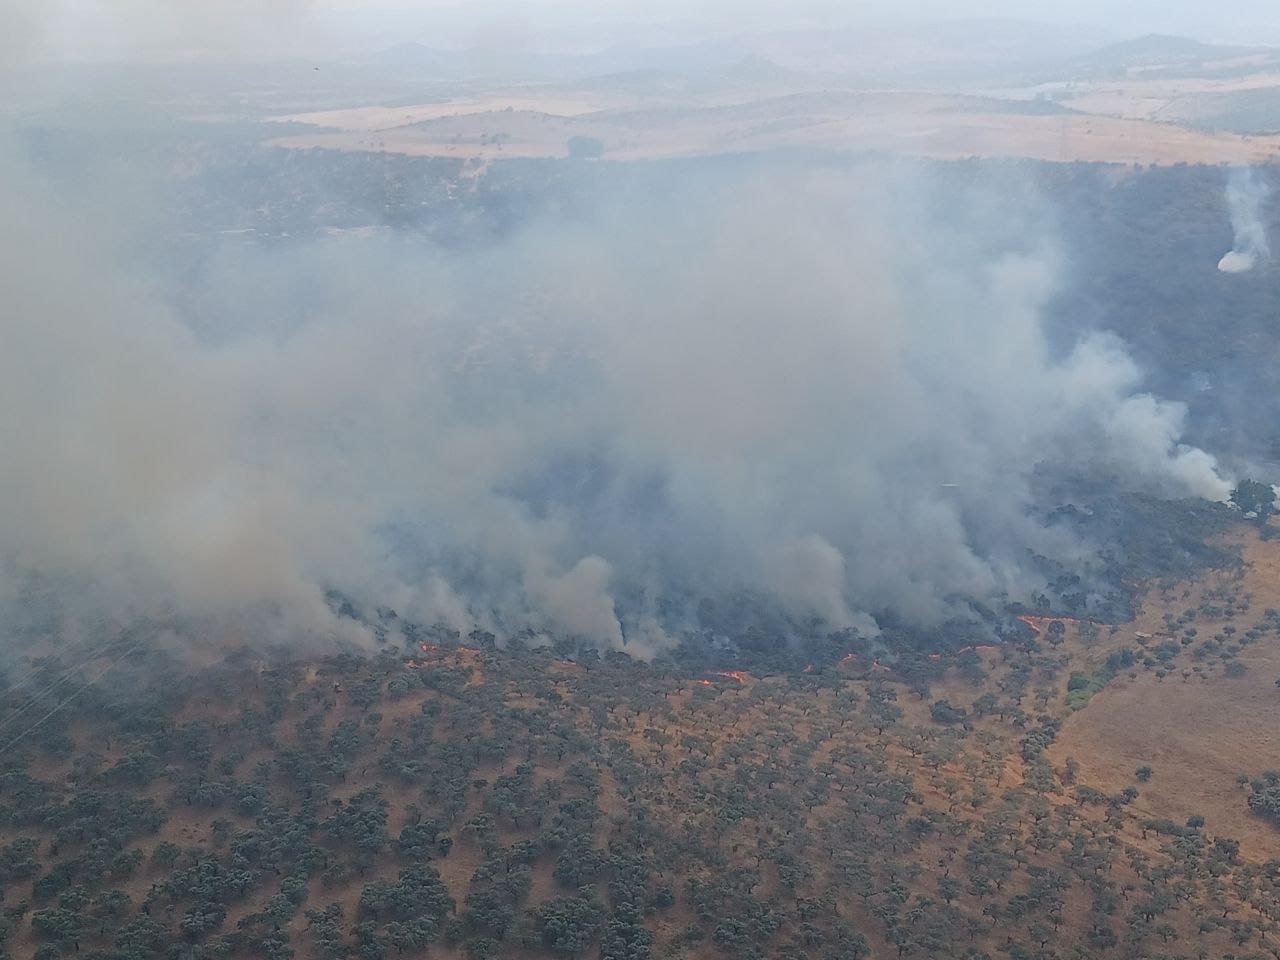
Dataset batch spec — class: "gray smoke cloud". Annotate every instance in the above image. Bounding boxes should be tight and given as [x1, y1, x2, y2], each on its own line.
[1218, 167, 1272, 274]
[1, 0, 322, 63]
[0, 147, 1232, 657]
[1, 2, 41, 64]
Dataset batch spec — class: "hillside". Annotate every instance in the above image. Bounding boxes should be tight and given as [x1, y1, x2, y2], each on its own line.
[1056, 34, 1276, 80]
[254, 32, 1280, 168]
[1, 526, 1280, 960]
[267, 88, 1280, 166]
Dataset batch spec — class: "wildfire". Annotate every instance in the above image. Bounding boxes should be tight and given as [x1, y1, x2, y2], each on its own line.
[1016, 614, 1080, 636]
[693, 679, 714, 688]
[837, 653, 889, 672]
[711, 671, 750, 684]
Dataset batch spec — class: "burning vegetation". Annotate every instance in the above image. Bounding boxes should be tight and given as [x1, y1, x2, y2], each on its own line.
[2, 541, 1280, 960]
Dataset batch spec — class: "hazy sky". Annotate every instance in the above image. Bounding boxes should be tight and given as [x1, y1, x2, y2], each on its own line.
[319, 0, 1280, 50]
[10, 0, 1280, 62]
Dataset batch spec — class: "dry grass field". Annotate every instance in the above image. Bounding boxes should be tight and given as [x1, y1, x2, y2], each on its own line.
[267, 77, 1280, 165]
[1052, 525, 1280, 860]
[9, 524, 1280, 957]
[1060, 71, 1280, 121]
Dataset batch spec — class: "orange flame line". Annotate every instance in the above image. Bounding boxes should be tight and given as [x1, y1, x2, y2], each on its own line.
[1016, 615, 1081, 636]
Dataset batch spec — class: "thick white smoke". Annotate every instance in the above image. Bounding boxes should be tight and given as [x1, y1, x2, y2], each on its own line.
[0, 153, 1231, 656]
[1218, 167, 1271, 274]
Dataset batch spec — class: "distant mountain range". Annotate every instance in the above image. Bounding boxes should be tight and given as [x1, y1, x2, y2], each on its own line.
[361, 25, 1280, 91]
[1053, 33, 1280, 80]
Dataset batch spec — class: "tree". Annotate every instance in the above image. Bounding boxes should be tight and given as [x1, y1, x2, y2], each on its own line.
[397, 821, 442, 863]
[179, 901, 227, 941]
[930, 700, 968, 726]
[1231, 479, 1276, 521]
[972, 693, 1000, 718]
[31, 907, 85, 949]
[151, 841, 181, 868]
[1046, 621, 1067, 646]
[529, 896, 603, 957]
[359, 864, 454, 926]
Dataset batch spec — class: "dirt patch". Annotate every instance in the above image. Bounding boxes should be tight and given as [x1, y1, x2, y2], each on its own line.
[273, 95, 627, 133]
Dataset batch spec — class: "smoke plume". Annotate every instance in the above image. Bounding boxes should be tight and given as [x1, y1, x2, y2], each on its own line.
[0, 151, 1231, 657]
[1218, 167, 1271, 274]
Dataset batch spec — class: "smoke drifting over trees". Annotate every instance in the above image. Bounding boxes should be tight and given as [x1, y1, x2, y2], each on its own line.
[0, 149, 1232, 654]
